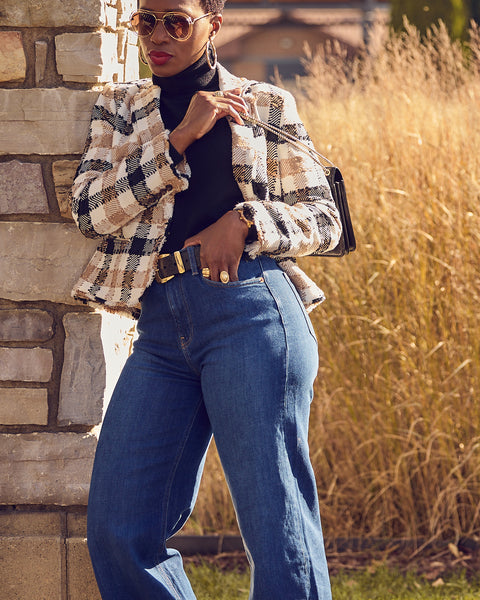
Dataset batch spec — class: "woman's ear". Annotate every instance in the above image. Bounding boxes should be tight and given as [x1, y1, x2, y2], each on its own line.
[210, 14, 222, 38]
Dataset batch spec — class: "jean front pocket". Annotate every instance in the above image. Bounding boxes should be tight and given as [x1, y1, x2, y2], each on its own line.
[199, 257, 265, 289]
[280, 272, 318, 344]
[200, 274, 265, 289]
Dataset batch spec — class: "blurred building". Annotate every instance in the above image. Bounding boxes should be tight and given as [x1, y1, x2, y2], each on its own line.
[218, 0, 391, 80]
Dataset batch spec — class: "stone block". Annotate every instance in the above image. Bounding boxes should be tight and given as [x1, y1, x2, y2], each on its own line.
[104, 2, 118, 29]
[117, 29, 128, 64]
[0, 161, 49, 214]
[0, 88, 98, 155]
[0, 31, 26, 83]
[58, 313, 105, 426]
[67, 513, 87, 537]
[0, 0, 106, 27]
[118, 0, 137, 26]
[0, 222, 98, 305]
[119, 29, 140, 82]
[0, 348, 53, 383]
[0, 535, 63, 599]
[67, 537, 102, 600]
[35, 40, 48, 85]
[0, 432, 97, 505]
[0, 511, 62, 536]
[0, 309, 54, 342]
[0, 388, 49, 425]
[52, 160, 78, 219]
[124, 43, 140, 82]
[101, 311, 135, 409]
[122, 1, 137, 14]
[55, 33, 120, 83]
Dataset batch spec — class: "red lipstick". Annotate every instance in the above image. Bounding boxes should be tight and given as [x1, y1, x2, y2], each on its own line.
[149, 51, 173, 66]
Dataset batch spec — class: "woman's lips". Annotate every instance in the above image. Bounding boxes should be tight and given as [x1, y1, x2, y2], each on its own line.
[149, 52, 173, 66]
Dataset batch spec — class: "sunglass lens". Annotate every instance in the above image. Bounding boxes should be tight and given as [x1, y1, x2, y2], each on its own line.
[163, 14, 190, 40]
[131, 12, 155, 36]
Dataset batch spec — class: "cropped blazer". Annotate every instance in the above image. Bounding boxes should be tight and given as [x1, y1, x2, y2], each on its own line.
[70, 64, 342, 319]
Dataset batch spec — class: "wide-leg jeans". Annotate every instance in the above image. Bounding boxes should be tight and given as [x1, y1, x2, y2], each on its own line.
[87, 252, 331, 600]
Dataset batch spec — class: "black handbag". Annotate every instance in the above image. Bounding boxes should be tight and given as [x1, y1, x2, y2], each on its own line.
[242, 114, 356, 257]
[322, 165, 356, 256]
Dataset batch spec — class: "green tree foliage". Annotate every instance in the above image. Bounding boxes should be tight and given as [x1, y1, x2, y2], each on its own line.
[390, 0, 469, 38]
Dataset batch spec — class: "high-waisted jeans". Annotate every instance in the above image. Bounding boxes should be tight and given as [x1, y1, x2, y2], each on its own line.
[87, 251, 331, 600]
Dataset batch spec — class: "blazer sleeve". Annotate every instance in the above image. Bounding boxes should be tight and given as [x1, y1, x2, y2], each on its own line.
[70, 82, 190, 239]
[235, 88, 342, 258]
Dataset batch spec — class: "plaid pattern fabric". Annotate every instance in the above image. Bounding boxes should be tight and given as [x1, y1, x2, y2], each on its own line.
[71, 65, 342, 318]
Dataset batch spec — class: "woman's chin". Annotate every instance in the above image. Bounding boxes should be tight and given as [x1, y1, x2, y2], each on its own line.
[149, 58, 175, 77]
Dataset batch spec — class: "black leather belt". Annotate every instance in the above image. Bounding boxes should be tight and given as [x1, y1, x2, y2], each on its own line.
[154, 246, 202, 284]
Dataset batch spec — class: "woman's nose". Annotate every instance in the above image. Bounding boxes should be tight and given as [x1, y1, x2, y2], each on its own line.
[150, 19, 170, 44]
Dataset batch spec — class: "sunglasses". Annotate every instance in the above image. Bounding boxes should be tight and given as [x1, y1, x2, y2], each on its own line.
[130, 10, 212, 41]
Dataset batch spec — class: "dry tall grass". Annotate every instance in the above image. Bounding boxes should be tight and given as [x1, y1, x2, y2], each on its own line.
[187, 22, 480, 545]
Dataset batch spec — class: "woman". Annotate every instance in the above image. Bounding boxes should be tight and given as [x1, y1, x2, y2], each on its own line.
[71, 0, 341, 598]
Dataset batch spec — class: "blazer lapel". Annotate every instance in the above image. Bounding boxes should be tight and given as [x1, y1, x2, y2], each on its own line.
[217, 66, 269, 204]
[131, 67, 271, 205]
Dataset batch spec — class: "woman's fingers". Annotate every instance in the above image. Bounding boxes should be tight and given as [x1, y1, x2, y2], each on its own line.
[183, 211, 248, 282]
[216, 91, 248, 119]
[203, 261, 239, 283]
[198, 245, 240, 283]
[214, 104, 244, 126]
[204, 91, 248, 126]
[170, 89, 248, 152]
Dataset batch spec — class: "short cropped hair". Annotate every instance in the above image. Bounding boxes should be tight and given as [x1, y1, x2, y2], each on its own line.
[202, 0, 226, 12]
[137, 0, 226, 13]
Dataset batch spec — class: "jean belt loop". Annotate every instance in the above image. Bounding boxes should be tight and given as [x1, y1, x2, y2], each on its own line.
[187, 246, 199, 276]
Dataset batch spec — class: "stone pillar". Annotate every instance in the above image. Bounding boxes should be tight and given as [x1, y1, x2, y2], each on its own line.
[0, 2, 138, 598]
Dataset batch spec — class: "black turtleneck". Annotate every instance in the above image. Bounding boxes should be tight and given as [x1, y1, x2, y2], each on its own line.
[154, 54, 244, 253]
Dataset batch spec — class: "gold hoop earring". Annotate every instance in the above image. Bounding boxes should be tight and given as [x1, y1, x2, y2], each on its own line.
[206, 38, 217, 70]
[138, 45, 148, 66]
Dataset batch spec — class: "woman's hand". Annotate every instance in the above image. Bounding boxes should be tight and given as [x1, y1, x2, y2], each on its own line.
[169, 88, 248, 155]
[183, 210, 249, 282]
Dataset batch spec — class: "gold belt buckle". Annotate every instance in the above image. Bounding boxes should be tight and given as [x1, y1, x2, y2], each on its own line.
[155, 251, 185, 284]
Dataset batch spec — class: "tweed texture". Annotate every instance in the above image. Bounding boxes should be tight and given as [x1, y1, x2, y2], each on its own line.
[70, 65, 342, 318]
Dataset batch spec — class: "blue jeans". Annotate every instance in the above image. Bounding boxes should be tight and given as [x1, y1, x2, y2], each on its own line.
[87, 252, 331, 600]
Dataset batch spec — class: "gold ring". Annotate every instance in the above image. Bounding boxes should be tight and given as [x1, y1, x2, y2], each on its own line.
[202, 267, 210, 279]
[213, 91, 224, 97]
[220, 270, 230, 284]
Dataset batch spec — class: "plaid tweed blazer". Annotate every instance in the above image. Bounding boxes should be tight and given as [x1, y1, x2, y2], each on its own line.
[71, 65, 342, 319]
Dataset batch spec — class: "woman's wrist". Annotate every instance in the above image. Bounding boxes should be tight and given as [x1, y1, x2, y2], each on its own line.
[169, 128, 193, 155]
[233, 208, 254, 230]
[231, 209, 257, 242]
[225, 210, 249, 240]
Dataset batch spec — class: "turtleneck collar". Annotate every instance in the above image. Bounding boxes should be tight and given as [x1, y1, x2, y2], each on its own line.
[152, 52, 217, 97]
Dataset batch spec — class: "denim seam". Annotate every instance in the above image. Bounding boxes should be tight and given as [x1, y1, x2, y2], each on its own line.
[165, 277, 200, 376]
[292, 407, 312, 594]
[284, 336, 310, 589]
[259, 256, 289, 413]
[199, 275, 264, 289]
[177, 279, 194, 346]
[178, 279, 201, 375]
[154, 563, 183, 600]
[281, 271, 317, 344]
[260, 256, 311, 589]
[156, 396, 206, 563]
